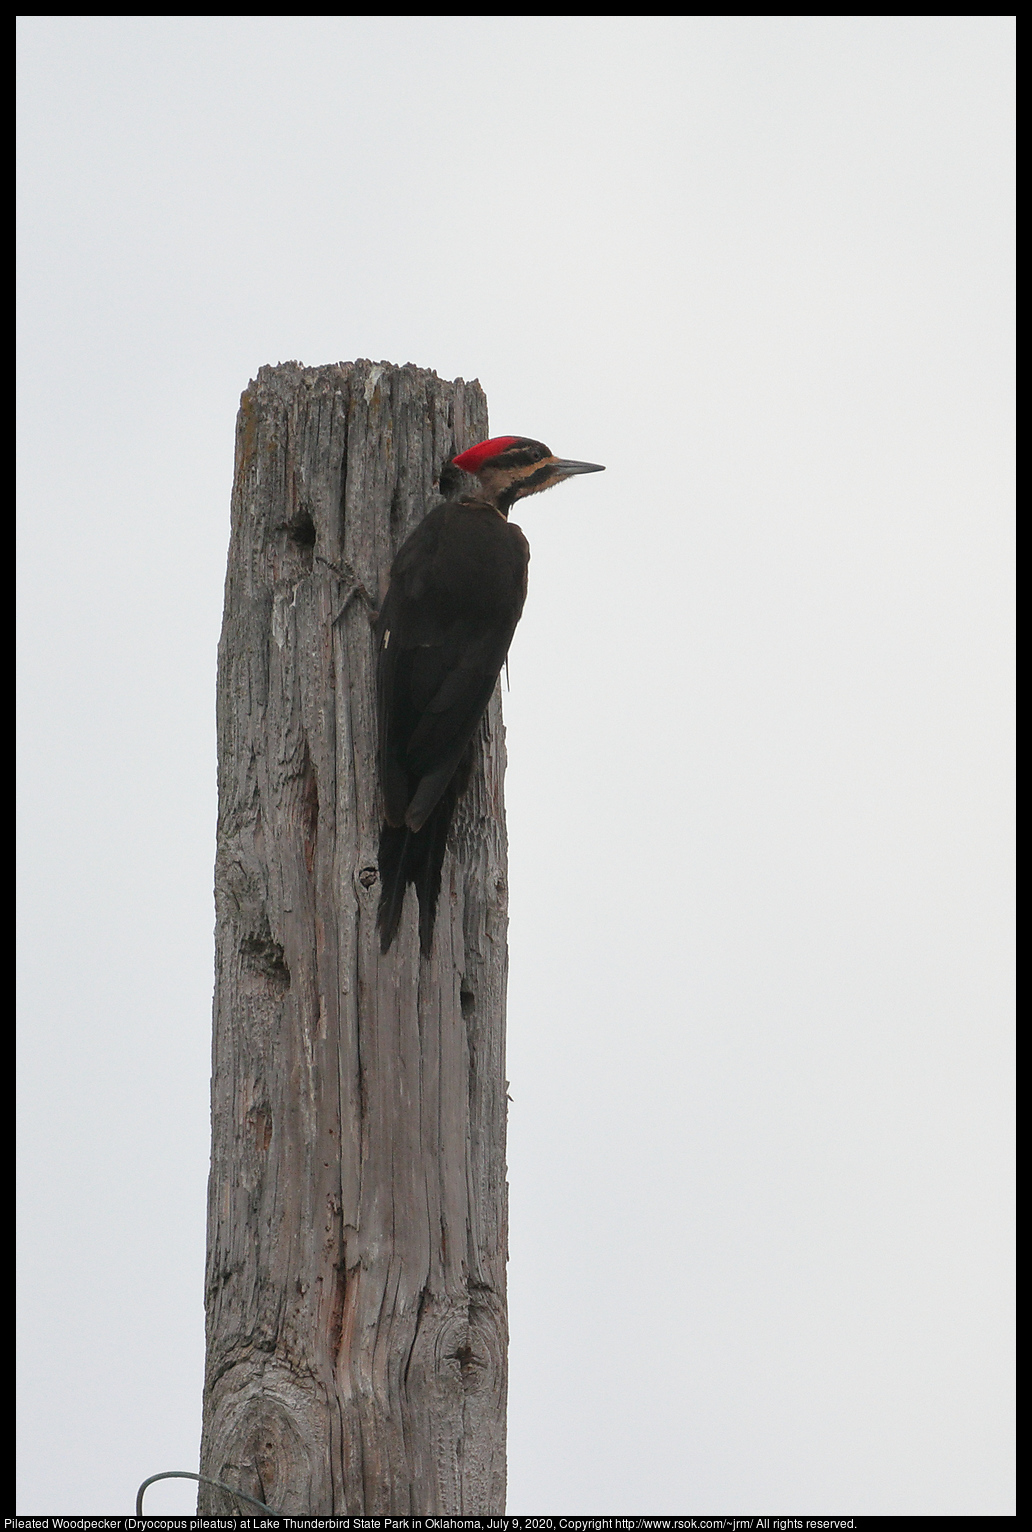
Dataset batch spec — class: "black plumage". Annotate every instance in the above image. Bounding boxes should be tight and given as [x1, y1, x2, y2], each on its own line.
[375, 435, 604, 954]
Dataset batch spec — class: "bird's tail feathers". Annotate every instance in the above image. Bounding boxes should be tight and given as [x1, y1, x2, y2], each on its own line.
[376, 748, 474, 956]
[375, 822, 413, 954]
[376, 789, 454, 956]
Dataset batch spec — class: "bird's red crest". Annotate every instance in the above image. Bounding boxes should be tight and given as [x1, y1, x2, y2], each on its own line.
[451, 436, 522, 473]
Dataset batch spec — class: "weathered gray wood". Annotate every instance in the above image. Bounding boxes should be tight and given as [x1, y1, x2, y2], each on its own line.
[199, 361, 508, 1514]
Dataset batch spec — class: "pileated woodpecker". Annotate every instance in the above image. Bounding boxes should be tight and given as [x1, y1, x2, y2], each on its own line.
[375, 434, 605, 953]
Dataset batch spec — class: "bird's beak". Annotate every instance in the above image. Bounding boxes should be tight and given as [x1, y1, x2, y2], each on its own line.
[552, 458, 606, 477]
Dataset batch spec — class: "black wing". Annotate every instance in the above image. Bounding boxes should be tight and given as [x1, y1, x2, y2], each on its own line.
[377, 500, 528, 832]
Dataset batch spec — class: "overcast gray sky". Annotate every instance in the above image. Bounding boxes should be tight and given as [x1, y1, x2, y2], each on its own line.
[17, 16, 1013, 1515]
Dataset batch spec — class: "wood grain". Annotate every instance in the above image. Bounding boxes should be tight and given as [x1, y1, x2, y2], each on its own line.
[200, 362, 508, 1514]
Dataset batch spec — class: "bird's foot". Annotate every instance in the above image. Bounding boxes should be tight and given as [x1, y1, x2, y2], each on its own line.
[318, 555, 379, 624]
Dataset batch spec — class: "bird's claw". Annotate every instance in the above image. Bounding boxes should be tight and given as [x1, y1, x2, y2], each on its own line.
[318, 555, 379, 624]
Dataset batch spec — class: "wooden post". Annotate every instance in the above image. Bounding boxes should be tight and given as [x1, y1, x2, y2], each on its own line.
[199, 362, 508, 1514]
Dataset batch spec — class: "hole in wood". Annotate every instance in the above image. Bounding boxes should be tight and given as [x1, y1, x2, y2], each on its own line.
[284, 509, 316, 548]
[239, 933, 291, 991]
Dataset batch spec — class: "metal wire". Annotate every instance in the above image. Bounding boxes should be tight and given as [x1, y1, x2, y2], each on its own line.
[135, 1470, 277, 1515]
